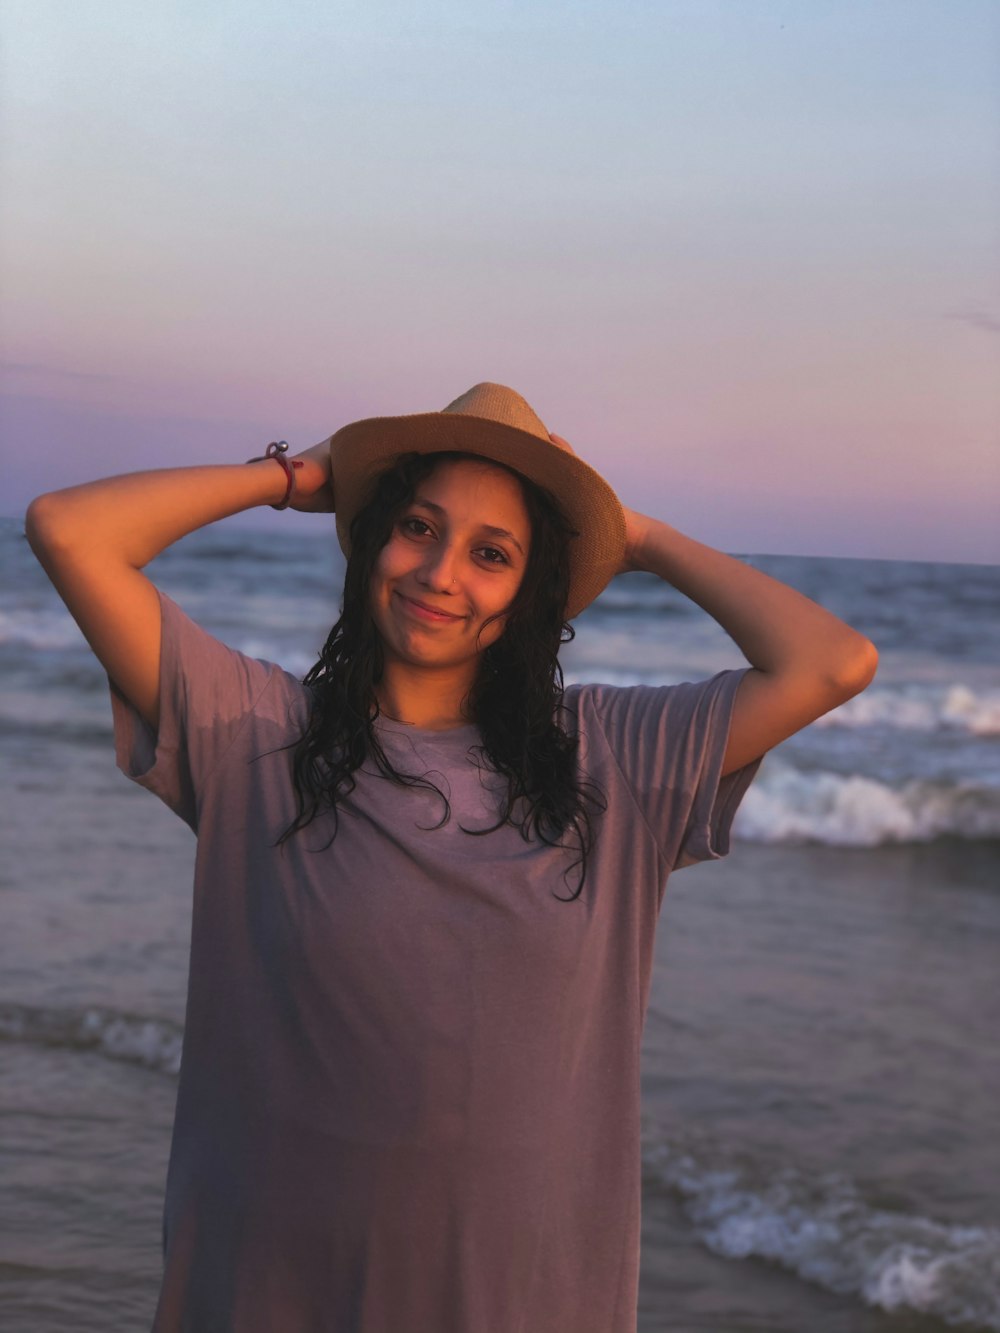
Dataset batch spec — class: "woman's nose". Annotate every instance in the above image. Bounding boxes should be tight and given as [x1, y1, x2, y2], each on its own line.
[418, 542, 459, 592]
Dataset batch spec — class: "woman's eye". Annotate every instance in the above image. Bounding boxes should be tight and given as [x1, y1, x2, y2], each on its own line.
[401, 517, 433, 537]
[477, 546, 509, 566]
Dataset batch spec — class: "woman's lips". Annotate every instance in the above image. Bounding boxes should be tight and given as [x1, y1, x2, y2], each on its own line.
[395, 592, 464, 623]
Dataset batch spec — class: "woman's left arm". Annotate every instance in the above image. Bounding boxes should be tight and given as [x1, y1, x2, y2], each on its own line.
[622, 507, 878, 776]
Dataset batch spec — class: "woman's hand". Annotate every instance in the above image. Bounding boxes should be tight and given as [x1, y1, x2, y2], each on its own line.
[548, 431, 646, 575]
[288, 440, 335, 513]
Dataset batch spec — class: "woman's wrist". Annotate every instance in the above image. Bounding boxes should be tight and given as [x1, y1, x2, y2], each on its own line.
[243, 457, 290, 506]
[246, 443, 299, 509]
[620, 508, 656, 574]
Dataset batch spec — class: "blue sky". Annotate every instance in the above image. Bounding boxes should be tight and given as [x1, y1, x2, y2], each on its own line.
[2, 0, 998, 559]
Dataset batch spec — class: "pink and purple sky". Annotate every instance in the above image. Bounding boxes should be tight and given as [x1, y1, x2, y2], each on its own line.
[2, 0, 998, 561]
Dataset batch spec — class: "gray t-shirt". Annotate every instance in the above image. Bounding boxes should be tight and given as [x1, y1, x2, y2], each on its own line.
[112, 591, 761, 1333]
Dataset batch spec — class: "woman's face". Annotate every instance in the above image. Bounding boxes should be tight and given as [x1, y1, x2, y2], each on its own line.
[369, 457, 532, 677]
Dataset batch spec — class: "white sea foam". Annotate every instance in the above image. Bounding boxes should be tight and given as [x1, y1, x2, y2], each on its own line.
[237, 638, 318, 678]
[734, 760, 1000, 846]
[817, 684, 1000, 737]
[563, 667, 687, 690]
[0, 606, 84, 651]
[646, 1139, 1000, 1329]
[0, 1002, 182, 1075]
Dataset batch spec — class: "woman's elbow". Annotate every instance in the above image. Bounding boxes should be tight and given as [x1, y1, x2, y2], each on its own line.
[25, 491, 79, 565]
[829, 634, 878, 701]
[25, 492, 58, 554]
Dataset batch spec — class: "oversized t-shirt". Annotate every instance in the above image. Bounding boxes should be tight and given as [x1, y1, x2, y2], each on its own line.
[111, 591, 762, 1333]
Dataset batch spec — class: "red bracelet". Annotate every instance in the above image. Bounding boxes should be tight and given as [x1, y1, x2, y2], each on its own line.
[246, 440, 296, 510]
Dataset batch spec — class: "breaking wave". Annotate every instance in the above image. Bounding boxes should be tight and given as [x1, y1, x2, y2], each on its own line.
[0, 1001, 182, 1076]
[819, 684, 1000, 737]
[735, 761, 1000, 846]
[645, 1135, 1000, 1329]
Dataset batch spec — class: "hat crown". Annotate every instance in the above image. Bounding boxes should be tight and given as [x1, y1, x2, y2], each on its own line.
[442, 382, 549, 443]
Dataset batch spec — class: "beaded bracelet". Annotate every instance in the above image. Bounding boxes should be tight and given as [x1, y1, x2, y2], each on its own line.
[246, 440, 297, 510]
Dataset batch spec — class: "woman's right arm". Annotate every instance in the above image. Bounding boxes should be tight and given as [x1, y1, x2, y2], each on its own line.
[25, 443, 334, 730]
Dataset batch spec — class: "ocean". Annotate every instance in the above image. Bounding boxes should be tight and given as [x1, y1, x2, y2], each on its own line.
[2, 516, 998, 1332]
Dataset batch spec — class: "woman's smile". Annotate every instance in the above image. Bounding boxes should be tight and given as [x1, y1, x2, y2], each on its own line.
[394, 590, 466, 624]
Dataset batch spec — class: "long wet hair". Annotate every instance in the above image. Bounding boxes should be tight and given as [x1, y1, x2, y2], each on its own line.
[279, 450, 605, 900]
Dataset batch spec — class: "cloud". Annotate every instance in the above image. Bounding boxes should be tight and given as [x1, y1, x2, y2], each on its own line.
[943, 309, 1000, 335]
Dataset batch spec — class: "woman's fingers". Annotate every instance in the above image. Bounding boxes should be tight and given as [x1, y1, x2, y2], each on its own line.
[548, 431, 577, 456]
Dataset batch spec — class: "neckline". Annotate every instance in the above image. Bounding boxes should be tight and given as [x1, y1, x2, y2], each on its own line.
[374, 713, 480, 744]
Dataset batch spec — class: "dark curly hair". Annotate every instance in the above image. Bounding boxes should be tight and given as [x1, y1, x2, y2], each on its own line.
[279, 451, 605, 900]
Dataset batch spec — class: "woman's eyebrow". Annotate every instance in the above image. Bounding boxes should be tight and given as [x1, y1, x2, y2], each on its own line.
[411, 497, 525, 555]
[481, 524, 525, 556]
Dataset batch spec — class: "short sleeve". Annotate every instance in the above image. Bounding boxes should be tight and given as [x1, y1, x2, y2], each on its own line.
[574, 669, 763, 870]
[109, 589, 291, 832]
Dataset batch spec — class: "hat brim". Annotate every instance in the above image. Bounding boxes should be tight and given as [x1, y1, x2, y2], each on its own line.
[327, 411, 626, 619]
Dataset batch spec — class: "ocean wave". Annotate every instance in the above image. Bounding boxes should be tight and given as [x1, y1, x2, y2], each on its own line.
[818, 684, 1000, 737]
[0, 712, 112, 747]
[645, 1136, 1000, 1330]
[564, 668, 688, 690]
[0, 607, 83, 652]
[0, 1002, 182, 1076]
[586, 590, 693, 618]
[735, 761, 1000, 846]
[236, 639, 318, 678]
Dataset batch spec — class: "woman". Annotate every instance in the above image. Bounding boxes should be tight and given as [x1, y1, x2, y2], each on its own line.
[26, 382, 877, 1333]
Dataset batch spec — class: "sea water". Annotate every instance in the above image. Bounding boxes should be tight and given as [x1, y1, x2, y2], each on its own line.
[1, 518, 998, 1331]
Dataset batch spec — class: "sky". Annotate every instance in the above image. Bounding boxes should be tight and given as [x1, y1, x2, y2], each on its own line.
[2, 0, 998, 561]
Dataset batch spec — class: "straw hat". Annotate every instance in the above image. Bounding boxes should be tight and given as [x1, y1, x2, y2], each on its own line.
[328, 382, 626, 619]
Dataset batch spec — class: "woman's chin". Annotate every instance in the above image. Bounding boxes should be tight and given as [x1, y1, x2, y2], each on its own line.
[380, 634, 475, 675]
